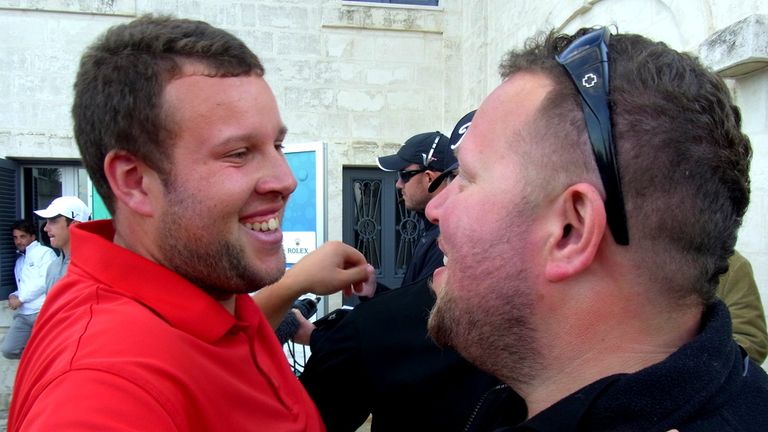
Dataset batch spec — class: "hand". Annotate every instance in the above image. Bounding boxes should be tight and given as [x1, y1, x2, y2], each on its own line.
[282, 241, 370, 297]
[252, 241, 370, 329]
[291, 309, 316, 345]
[8, 295, 21, 310]
[346, 264, 376, 298]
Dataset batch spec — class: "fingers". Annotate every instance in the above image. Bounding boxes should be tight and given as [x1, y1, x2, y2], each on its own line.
[291, 309, 317, 345]
[340, 245, 367, 268]
[324, 240, 367, 269]
[290, 241, 373, 297]
[351, 282, 364, 294]
[365, 264, 376, 284]
[336, 264, 370, 286]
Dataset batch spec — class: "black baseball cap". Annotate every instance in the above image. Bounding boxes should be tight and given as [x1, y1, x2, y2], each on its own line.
[428, 110, 475, 193]
[377, 131, 454, 172]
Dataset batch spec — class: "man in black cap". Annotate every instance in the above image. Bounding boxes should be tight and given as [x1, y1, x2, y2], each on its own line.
[298, 112, 502, 432]
[375, 130, 457, 288]
[270, 130, 459, 345]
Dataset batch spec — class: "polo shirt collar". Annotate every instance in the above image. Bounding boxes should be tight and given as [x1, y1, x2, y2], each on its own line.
[70, 220, 246, 343]
[20, 240, 41, 255]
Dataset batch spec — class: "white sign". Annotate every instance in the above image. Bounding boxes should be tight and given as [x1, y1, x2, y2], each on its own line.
[283, 231, 317, 264]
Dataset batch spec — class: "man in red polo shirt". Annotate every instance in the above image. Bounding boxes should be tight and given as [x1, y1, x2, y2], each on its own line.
[9, 15, 368, 431]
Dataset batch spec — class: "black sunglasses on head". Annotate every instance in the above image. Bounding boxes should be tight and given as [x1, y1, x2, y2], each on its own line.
[555, 27, 629, 245]
[428, 161, 458, 193]
[398, 168, 428, 184]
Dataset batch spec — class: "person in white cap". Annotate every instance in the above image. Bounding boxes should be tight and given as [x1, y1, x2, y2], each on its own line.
[1, 220, 56, 359]
[33, 196, 91, 292]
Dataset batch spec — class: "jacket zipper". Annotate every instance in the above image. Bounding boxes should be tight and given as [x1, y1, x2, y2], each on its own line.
[463, 384, 509, 432]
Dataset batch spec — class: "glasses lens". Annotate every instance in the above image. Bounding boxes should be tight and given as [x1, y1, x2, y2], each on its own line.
[398, 169, 424, 183]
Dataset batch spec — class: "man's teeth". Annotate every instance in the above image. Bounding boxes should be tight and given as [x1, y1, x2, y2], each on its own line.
[443, 255, 448, 265]
[244, 217, 280, 232]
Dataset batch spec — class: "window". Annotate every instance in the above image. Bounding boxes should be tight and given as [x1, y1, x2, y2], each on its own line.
[345, 0, 439, 6]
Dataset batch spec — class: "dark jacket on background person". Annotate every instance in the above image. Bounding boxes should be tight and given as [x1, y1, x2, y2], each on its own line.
[369, 214, 442, 297]
[401, 215, 442, 287]
[300, 277, 501, 432]
[464, 301, 768, 432]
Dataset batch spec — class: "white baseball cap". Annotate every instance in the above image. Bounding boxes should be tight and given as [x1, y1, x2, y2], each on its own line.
[34, 196, 91, 222]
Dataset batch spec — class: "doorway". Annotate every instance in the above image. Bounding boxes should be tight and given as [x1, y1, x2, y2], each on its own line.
[342, 168, 426, 301]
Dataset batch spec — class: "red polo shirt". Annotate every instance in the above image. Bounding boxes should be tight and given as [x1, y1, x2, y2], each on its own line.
[9, 220, 325, 431]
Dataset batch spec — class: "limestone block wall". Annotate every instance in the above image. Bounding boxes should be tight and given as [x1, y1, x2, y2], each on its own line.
[0, 0, 471, 241]
[3, 1, 765, 277]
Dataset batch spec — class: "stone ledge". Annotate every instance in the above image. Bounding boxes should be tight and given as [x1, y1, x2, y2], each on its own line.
[699, 14, 768, 78]
[0, 0, 136, 16]
[322, 3, 443, 34]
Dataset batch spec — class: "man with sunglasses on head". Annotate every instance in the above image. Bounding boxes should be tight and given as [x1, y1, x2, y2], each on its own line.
[298, 112, 502, 432]
[425, 27, 768, 431]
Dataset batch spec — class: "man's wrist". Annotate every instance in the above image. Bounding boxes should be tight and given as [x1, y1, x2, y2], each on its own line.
[279, 268, 309, 297]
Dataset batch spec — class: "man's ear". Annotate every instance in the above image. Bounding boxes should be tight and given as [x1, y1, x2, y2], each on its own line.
[103, 150, 162, 217]
[543, 183, 606, 282]
[424, 170, 444, 191]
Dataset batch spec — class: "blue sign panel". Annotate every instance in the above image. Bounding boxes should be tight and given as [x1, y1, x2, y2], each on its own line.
[282, 143, 325, 266]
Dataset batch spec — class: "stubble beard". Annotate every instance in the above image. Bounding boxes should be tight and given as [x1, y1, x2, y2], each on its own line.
[428, 252, 541, 390]
[158, 183, 286, 299]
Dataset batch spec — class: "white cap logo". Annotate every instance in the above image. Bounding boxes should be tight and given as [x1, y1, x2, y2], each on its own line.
[451, 121, 471, 150]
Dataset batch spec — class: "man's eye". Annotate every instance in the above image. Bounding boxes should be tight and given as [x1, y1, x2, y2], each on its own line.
[227, 149, 249, 159]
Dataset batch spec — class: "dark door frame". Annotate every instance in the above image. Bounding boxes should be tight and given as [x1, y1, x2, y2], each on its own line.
[0, 158, 20, 299]
[342, 167, 425, 302]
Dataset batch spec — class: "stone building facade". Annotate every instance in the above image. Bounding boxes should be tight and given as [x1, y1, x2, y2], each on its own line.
[0, 0, 767, 415]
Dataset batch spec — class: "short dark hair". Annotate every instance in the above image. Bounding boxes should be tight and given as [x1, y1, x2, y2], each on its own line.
[11, 220, 36, 237]
[72, 15, 265, 214]
[499, 28, 752, 303]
